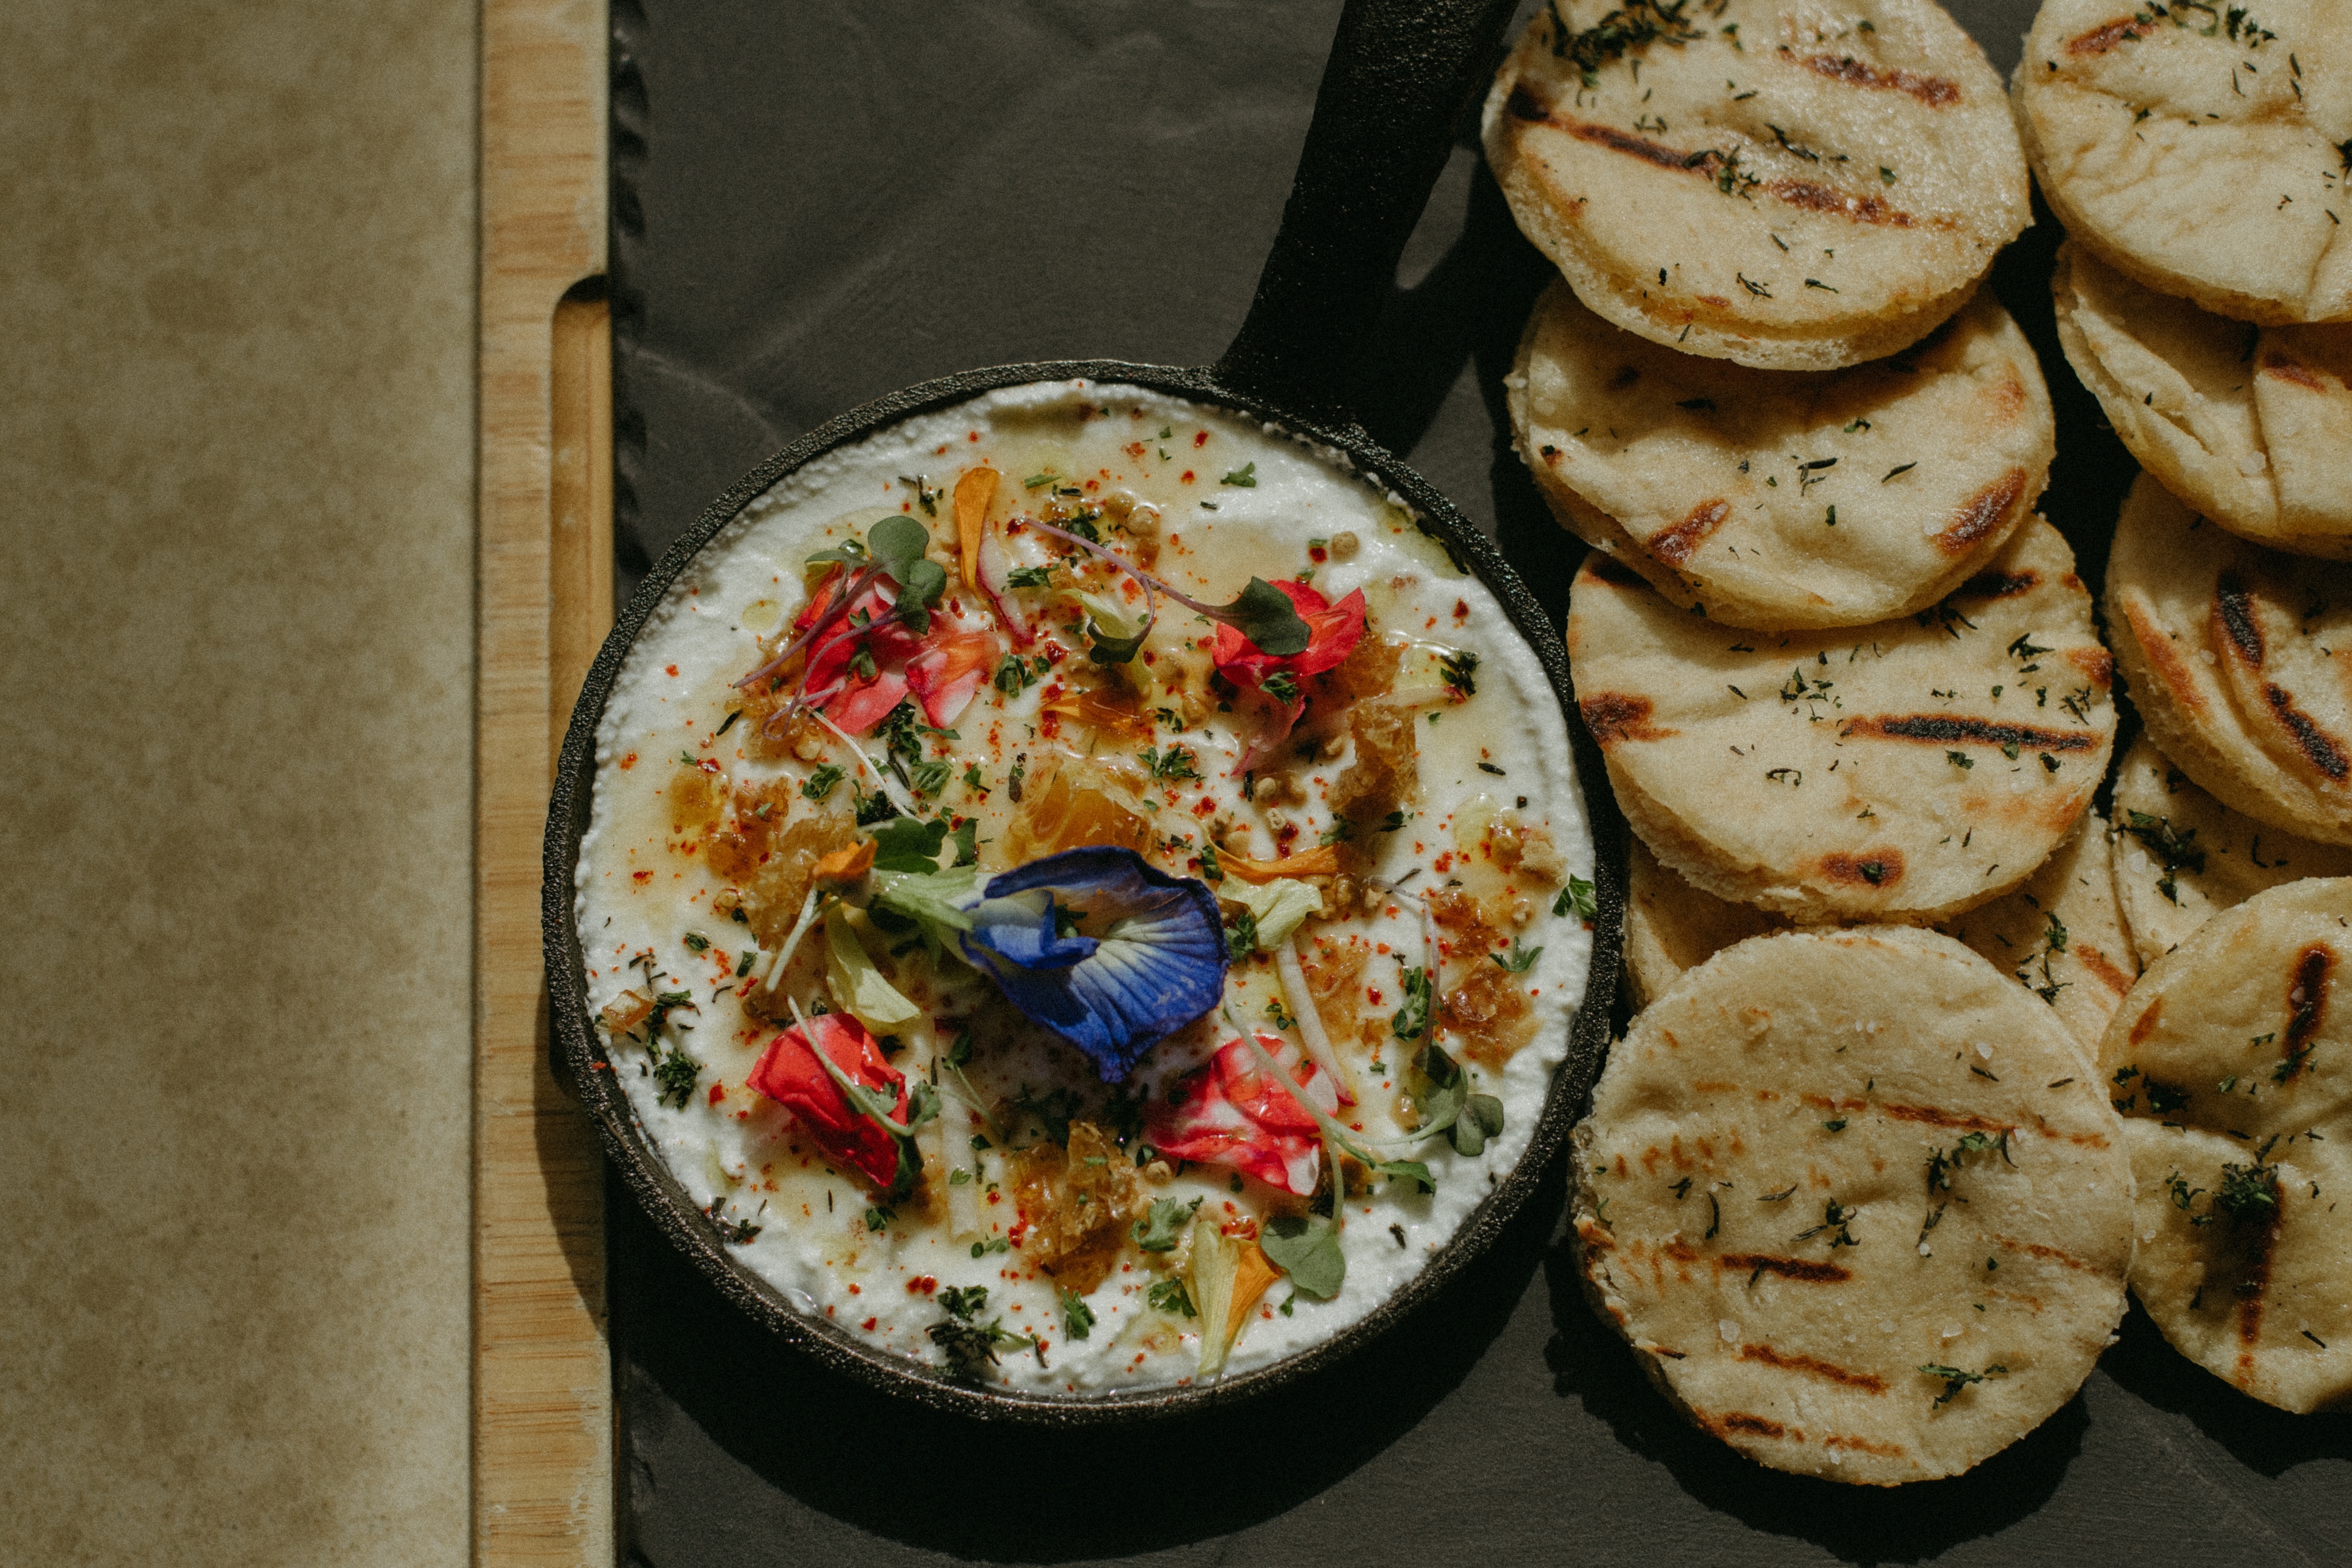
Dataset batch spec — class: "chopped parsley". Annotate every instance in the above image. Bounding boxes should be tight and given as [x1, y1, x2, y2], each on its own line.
[1439, 648, 1480, 698]
[1554, 874, 1599, 920]
[1131, 1196, 1202, 1252]
[1492, 935, 1543, 974]
[1140, 743, 1202, 783]
[1920, 1362, 2007, 1406]
[1391, 965, 1434, 1043]
[1146, 1278, 1196, 1318]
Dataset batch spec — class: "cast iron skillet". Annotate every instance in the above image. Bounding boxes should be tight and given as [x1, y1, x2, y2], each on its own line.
[545, 0, 1627, 1422]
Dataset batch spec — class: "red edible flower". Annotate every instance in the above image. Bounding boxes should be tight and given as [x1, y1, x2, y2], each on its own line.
[904, 625, 997, 728]
[746, 1011, 907, 1191]
[1211, 580, 1366, 768]
[794, 565, 997, 734]
[1143, 1033, 1336, 1196]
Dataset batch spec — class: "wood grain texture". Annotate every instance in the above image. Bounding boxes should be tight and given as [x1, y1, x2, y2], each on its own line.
[479, 0, 613, 1561]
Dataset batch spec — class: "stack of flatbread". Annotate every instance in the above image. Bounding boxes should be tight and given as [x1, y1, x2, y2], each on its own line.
[1487, 0, 2352, 1481]
[2014, 0, 2352, 1423]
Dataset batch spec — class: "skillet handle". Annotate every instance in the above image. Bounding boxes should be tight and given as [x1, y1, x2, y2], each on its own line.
[1213, 0, 1521, 425]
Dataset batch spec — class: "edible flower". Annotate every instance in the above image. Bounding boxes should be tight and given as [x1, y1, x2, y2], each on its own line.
[789, 568, 925, 734]
[1144, 1032, 1334, 1195]
[1215, 843, 1341, 883]
[1187, 1217, 1283, 1380]
[955, 846, 1227, 1082]
[953, 467, 999, 590]
[1022, 519, 1314, 666]
[822, 903, 922, 1034]
[746, 1011, 923, 1194]
[1213, 580, 1366, 768]
[1224, 878, 1322, 950]
[739, 515, 993, 734]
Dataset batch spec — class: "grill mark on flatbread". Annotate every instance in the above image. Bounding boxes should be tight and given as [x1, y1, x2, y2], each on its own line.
[2259, 684, 2352, 780]
[1993, 1235, 2096, 1273]
[2069, 645, 2116, 687]
[2264, 355, 2326, 391]
[1956, 568, 2040, 599]
[1585, 552, 1650, 590]
[1582, 692, 1677, 745]
[1821, 1433, 1906, 1458]
[1882, 1102, 2010, 1135]
[2234, 1194, 2285, 1383]
[1933, 469, 2028, 555]
[1767, 179, 1918, 228]
[1790, 50, 1961, 107]
[2214, 572, 2267, 667]
[1820, 850, 1903, 887]
[1736, 1342, 1889, 1392]
[1650, 500, 1731, 564]
[1564, 118, 1717, 175]
[1504, 82, 1550, 124]
[2122, 600, 2207, 715]
[1715, 1411, 1792, 1439]
[2284, 943, 2335, 1070]
[2081, 944, 2134, 997]
[2065, 17, 2158, 55]
[1717, 1253, 1852, 1283]
[1840, 714, 2099, 753]
[2129, 996, 2165, 1045]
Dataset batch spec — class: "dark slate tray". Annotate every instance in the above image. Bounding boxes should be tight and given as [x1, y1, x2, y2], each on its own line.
[606, 2, 2350, 1561]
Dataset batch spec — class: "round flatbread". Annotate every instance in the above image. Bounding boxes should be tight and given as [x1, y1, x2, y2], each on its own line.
[1935, 808, 2139, 1063]
[1624, 835, 1785, 1008]
[2106, 472, 2352, 845]
[1482, 0, 2029, 371]
[1627, 812, 2133, 1057]
[1509, 281, 2055, 629]
[1568, 518, 2118, 923]
[2098, 877, 2352, 1413]
[2014, 0, 2352, 326]
[1573, 925, 2133, 1484]
[2053, 243, 2352, 562]
[2111, 734, 2352, 966]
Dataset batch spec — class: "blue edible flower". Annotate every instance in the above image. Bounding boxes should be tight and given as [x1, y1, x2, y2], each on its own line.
[958, 846, 1229, 1081]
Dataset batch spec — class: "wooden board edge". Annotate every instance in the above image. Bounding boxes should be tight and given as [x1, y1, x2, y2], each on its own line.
[477, 0, 614, 1562]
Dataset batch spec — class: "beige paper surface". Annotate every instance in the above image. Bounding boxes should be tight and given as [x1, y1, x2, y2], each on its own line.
[0, 3, 477, 1563]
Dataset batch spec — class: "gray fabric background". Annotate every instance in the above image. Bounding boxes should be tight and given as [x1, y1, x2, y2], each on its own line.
[606, 3, 2350, 1562]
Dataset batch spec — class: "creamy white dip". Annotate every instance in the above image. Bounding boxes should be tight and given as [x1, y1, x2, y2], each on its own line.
[577, 380, 1592, 1393]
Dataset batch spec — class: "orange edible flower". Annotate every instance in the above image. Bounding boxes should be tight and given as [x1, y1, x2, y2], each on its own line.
[1217, 845, 1339, 883]
[1227, 1242, 1282, 1342]
[954, 467, 999, 590]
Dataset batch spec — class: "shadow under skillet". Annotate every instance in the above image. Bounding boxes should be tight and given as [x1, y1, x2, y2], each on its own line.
[614, 1155, 1568, 1567]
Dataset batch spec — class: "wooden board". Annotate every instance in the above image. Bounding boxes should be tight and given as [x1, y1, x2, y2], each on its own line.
[477, 0, 614, 1562]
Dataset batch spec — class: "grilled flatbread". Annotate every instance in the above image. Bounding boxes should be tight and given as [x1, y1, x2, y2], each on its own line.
[2111, 734, 2352, 966]
[1626, 813, 2133, 1057]
[1624, 835, 1785, 1007]
[2098, 877, 2352, 1413]
[2053, 243, 2352, 562]
[2015, 0, 2352, 326]
[1509, 282, 2054, 629]
[1482, 0, 2029, 370]
[2106, 472, 2352, 845]
[1568, 518, 2118, 923]
[1574, 925, 2132, 1483]
[1936, 808, 2138, 1063]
